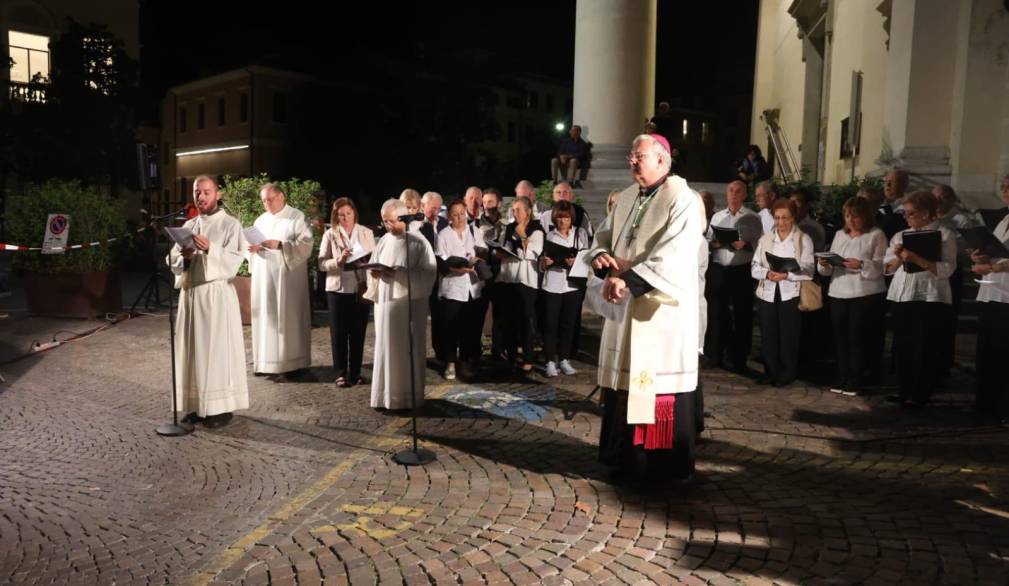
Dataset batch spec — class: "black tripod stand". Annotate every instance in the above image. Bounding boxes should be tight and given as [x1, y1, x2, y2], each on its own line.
[392, 231, 436, 466]
[144, 208, 194, 437]
[131, 208, 185, 314]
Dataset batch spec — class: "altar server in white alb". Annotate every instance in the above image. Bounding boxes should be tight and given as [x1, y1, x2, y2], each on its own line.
[589, 133, 704, 481]
[167, 175, 249, 428]
[247, 183, 314, 375]
[366, 198, 438, 410]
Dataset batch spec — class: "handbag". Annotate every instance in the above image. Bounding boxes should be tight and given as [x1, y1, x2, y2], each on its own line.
[794, 230, 822, 312]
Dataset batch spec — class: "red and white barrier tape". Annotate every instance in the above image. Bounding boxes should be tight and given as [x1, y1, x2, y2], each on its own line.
[0, 226, 149, 252]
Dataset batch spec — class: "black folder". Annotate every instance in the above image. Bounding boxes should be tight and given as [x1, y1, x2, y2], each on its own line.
[486, 239, 520, 258]
[978, 208, 1009, 232]
[958, 226, 1009, 259]
[901, 229, 941, 274]
[814, 252, 846, 268]
[711, 225, 740, 246]
[765, 252, 801, 274]
[543, 240, 578, 264]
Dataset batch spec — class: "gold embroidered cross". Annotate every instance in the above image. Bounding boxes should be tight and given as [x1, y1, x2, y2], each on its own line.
[635, 370, 654, 391]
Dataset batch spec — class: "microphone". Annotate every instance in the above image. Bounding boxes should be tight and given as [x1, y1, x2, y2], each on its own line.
[398, 212, 424, 222]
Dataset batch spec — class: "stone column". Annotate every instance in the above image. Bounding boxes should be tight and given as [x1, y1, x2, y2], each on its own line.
[882, 0, 959, 177]
[572, 0, 657, 169]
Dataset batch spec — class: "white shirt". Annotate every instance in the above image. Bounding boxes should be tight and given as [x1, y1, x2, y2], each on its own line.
[437, 224, 485, 302]
[884, 221, 956, 304]
[539, 207, 594, 239]
[708, 206, 762, 266]
[498, 228, 543, 289]
[817, 228, 887, 299]
[541, 227, 589, 294]
[751, 228, 815, 302]
[335, 226, 360, 293]
[758, 208, 774, 234]
[976, 215, 1009, 304]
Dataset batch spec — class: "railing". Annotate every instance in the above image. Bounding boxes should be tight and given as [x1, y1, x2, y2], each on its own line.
[7, 80, 48, 104]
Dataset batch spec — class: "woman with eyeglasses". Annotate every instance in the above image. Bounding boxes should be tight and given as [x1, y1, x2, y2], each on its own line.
[751, 198, 814, 387]
[971, 174, 1009, 425]
[883, 190, 957, 409]
[436, 199, 487, 380]
[817, 197, 887, 396]
[318, 197, 375, 387]
[495, 196, 544, 372]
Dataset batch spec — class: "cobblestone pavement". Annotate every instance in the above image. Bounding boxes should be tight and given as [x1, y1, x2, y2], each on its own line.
[1, 307, 1008, 586]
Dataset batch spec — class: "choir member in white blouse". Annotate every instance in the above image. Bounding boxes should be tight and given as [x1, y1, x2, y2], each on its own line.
[883, 190, 957, 408]
[495, 196, 544, 372]
[436, 199, 487, 380]
[538, 200, 589, 378]
[817, 197, 886, 395]
[751, 198, 815, 387]
[970, 174, 1009, 425]
[318, 197, 375, 387]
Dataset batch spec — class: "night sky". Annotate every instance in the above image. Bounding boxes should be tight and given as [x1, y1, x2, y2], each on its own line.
[139, 1, 757, 113]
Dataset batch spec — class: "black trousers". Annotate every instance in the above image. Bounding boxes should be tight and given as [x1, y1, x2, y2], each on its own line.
[975, 302, 1009, 418]
[830, 294, 884, 390]
[501, 283, 538, 362]
[541, 289, 584, 361]
[598, 388, 696, 480]
[709, 264, 754, 369]
[757, 290, 801, 385]
[470, 291, 491, 361]
[892, 301, 943, 402]
[488, 281, 508, 355]
[326, 292, 369, 380]
[937, 266, 963, 374]
[441, 296, 484, 363]
[429, 288, 446, 362]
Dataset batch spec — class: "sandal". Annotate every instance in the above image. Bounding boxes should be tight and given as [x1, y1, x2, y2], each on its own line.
[335, 376, 349, 388]
[353, 376, 368, 386]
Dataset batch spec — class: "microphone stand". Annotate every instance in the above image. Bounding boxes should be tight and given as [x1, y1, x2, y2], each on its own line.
[393, 225, 436, 466]
[156, 211, 194, 437]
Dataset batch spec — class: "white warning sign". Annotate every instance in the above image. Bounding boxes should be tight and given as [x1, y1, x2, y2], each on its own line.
[42, 213, 70, 254]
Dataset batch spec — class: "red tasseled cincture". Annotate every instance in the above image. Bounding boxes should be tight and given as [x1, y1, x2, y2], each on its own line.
[632, 394, 676, 450]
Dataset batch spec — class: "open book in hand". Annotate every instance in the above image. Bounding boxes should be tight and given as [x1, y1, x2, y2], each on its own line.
[958, 226, 1009, 259]
[486, 239, 520, 258]
[901, 229, 941, 274]
[711, 225, 740, 246]
[814, 252, 847, 268]
[444, 256, 477, 269]
[765, 252, 801, 274]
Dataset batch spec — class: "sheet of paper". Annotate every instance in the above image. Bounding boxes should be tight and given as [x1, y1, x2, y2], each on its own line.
[583, 275, 629, 322]
[568, 249, 592, 279]
[165, 226, 196, 250]
[243, 226, 267, 246]
[346, 243, 370, 264]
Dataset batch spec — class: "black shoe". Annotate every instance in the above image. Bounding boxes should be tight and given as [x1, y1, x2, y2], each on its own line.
[203, 413, 233, 428]
[756, 375, 772, 385]
[884, 394, 904, 404]
[181, 412, 203, 425]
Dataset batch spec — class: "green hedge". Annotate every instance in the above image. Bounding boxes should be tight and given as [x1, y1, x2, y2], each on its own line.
[7, 180, 127, 274]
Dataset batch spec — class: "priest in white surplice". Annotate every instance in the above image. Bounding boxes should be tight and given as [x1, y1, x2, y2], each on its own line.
[247, 184, 314, 375]
[589, 133, 704, 481]
[167, 175, 249, 428]
[366, 198, 437, 410]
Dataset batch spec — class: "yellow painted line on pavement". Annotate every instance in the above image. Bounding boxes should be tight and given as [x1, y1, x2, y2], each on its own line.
[184, 382, 455, 586]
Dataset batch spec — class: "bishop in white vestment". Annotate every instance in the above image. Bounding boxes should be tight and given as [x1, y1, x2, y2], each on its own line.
[167, 177, 249, 427]
[366, 199, 437, 410]
[247, 184, 314, 375]
[588, 134, 704, 479]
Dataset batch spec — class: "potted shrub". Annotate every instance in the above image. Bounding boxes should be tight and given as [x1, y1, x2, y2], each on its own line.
[7, 180, 127, 317]
[219, 174, 323, 324]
